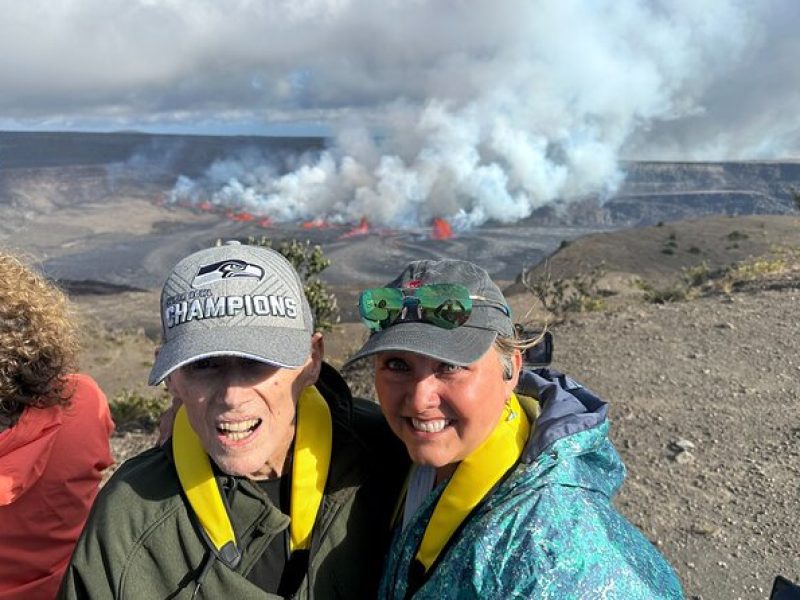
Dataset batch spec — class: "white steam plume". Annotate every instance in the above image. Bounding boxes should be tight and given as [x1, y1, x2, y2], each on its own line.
[169, 0, 761, 228]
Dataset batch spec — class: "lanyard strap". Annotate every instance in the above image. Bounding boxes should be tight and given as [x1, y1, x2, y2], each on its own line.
[173, 385, 333, 567]
[290, 385, 332, 552]
[415, 393, 530, 572]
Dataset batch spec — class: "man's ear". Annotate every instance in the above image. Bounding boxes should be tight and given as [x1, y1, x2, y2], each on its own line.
[300, 332, 324, 387]
[154, 346, 169, 392]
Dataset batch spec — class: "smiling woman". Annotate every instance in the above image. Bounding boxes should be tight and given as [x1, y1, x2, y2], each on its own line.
[345, 258, 686, 599]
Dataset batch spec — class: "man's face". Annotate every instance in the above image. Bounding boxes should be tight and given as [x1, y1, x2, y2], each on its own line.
[373, 345, 519, 476]
[167, 334, 322, 479]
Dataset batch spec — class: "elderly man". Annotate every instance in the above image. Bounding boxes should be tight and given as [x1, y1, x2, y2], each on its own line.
[60, 242, 406, 599]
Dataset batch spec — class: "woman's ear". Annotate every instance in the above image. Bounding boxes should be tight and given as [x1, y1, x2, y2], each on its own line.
[505, 349, 523, 394]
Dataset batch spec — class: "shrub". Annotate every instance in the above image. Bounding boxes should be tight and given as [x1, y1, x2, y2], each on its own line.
[721, 257, 787, 289]
[522, 263, 607, 321]
[637, 280, 688, 304]
[638, 262, 709, 304]
[110, 389, 171, 432]
[682, 261, 712, 287]
[789, 185, 800, 211]
[639, 249, 796, 304]
[726, 230, 749, 242]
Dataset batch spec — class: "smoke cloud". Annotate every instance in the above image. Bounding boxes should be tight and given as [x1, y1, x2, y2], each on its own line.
[168, 0, 768, 227]
[2, 0, 795, 226]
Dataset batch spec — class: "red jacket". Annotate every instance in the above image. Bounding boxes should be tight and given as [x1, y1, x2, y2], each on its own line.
[0, 374, 114, 600]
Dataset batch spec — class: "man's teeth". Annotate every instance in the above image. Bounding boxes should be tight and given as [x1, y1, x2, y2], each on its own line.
[218, 419, 260, 441]
[411, 418, 449, 433]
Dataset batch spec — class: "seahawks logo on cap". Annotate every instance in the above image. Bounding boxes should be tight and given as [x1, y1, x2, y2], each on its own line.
[192, 260, 265, 287]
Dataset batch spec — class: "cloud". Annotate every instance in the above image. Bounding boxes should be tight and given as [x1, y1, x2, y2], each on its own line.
[3, 0, 798, 225]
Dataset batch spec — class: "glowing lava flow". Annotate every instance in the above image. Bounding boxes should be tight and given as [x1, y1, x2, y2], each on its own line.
[341, 217, 370, 238]
[431, 217, 453, 240]
[301, 218, 331, 229]
[228, 211, 255, 222]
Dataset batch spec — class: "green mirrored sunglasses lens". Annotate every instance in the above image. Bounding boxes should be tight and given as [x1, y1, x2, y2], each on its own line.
[420, 300, 471, 329]
[359, 288, 404, 329]
[412, 283, 470, 306]
[414, 284, 472, 328]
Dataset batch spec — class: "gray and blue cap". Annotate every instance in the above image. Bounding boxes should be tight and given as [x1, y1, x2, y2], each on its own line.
[149, 241, 313, 385]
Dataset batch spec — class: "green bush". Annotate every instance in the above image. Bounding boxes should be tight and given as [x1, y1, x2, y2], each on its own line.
[637, 281, 688, 304]
[522, 263, 607, 321]
[726, 230, 749, 242]
[788, 186, 800, 211]
[682, 261, 712, 287]
[639, 249, 797, 304]
[110, 389, 171, 432]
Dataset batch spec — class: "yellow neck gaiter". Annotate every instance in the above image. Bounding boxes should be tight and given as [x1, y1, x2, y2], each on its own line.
[414, 392, 530, 572]
[172, 385, 333, 566]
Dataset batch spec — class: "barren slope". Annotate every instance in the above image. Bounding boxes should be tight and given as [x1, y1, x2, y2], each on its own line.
[48, 215, 800, 599]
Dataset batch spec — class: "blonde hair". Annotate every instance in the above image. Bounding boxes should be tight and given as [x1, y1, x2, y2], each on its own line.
[494, 325, 548, 380]
[0, 252, 79, 428]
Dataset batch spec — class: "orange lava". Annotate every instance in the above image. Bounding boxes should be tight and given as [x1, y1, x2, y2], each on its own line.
[230, 212, 255, 222]
[301, 218, 331, 229]
[431, 217, 453, 240]
[342, 216, 370, 238]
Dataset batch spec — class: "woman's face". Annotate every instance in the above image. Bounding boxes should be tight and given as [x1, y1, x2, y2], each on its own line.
[373, 346, 519, 476]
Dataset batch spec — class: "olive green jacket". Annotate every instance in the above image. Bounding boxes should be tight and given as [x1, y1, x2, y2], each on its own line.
[59, 364, 407, 599]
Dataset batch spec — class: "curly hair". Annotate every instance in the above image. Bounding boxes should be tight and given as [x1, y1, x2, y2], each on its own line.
[0, 252, 79, 429]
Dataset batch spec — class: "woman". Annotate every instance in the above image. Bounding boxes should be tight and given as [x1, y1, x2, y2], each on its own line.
[0, 252, 114, 599]
[345, 258, 684, 599]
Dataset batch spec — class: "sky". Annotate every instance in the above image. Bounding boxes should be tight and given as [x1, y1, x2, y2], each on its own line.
[3, 0, 799, 226]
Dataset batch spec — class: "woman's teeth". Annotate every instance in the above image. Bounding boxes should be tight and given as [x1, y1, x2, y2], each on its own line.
[411, 418, 449, 433]
[218, 419, 260, 441]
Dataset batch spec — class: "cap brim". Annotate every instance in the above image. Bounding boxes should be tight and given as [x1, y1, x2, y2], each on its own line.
[343, 322, 498, 369]
[149, 326, 311, 385]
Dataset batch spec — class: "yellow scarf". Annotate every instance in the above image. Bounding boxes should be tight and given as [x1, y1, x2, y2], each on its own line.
[172, 385, 332, 566]
[415, 392, 530, 572]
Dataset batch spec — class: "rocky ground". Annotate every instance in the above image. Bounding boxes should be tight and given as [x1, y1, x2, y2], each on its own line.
[549, 288, 799, 600]
[6, 188, 796, 599]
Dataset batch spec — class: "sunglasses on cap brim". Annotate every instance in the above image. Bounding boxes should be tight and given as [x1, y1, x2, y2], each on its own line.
[358, 283, 510, 332]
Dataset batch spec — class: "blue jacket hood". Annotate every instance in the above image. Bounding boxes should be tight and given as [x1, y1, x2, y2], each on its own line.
[517, 367, 608, 458]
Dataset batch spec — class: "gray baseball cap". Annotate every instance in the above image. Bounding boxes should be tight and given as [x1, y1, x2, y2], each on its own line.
[149, 241, 314, 385]
[344, 259, 513, 367]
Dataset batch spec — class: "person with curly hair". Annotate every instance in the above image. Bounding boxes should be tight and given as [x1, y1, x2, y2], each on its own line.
[0, 251, 114, 600]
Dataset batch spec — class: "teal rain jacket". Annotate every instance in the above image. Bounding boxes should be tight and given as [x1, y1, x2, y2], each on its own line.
[379, 369, 685, 599]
